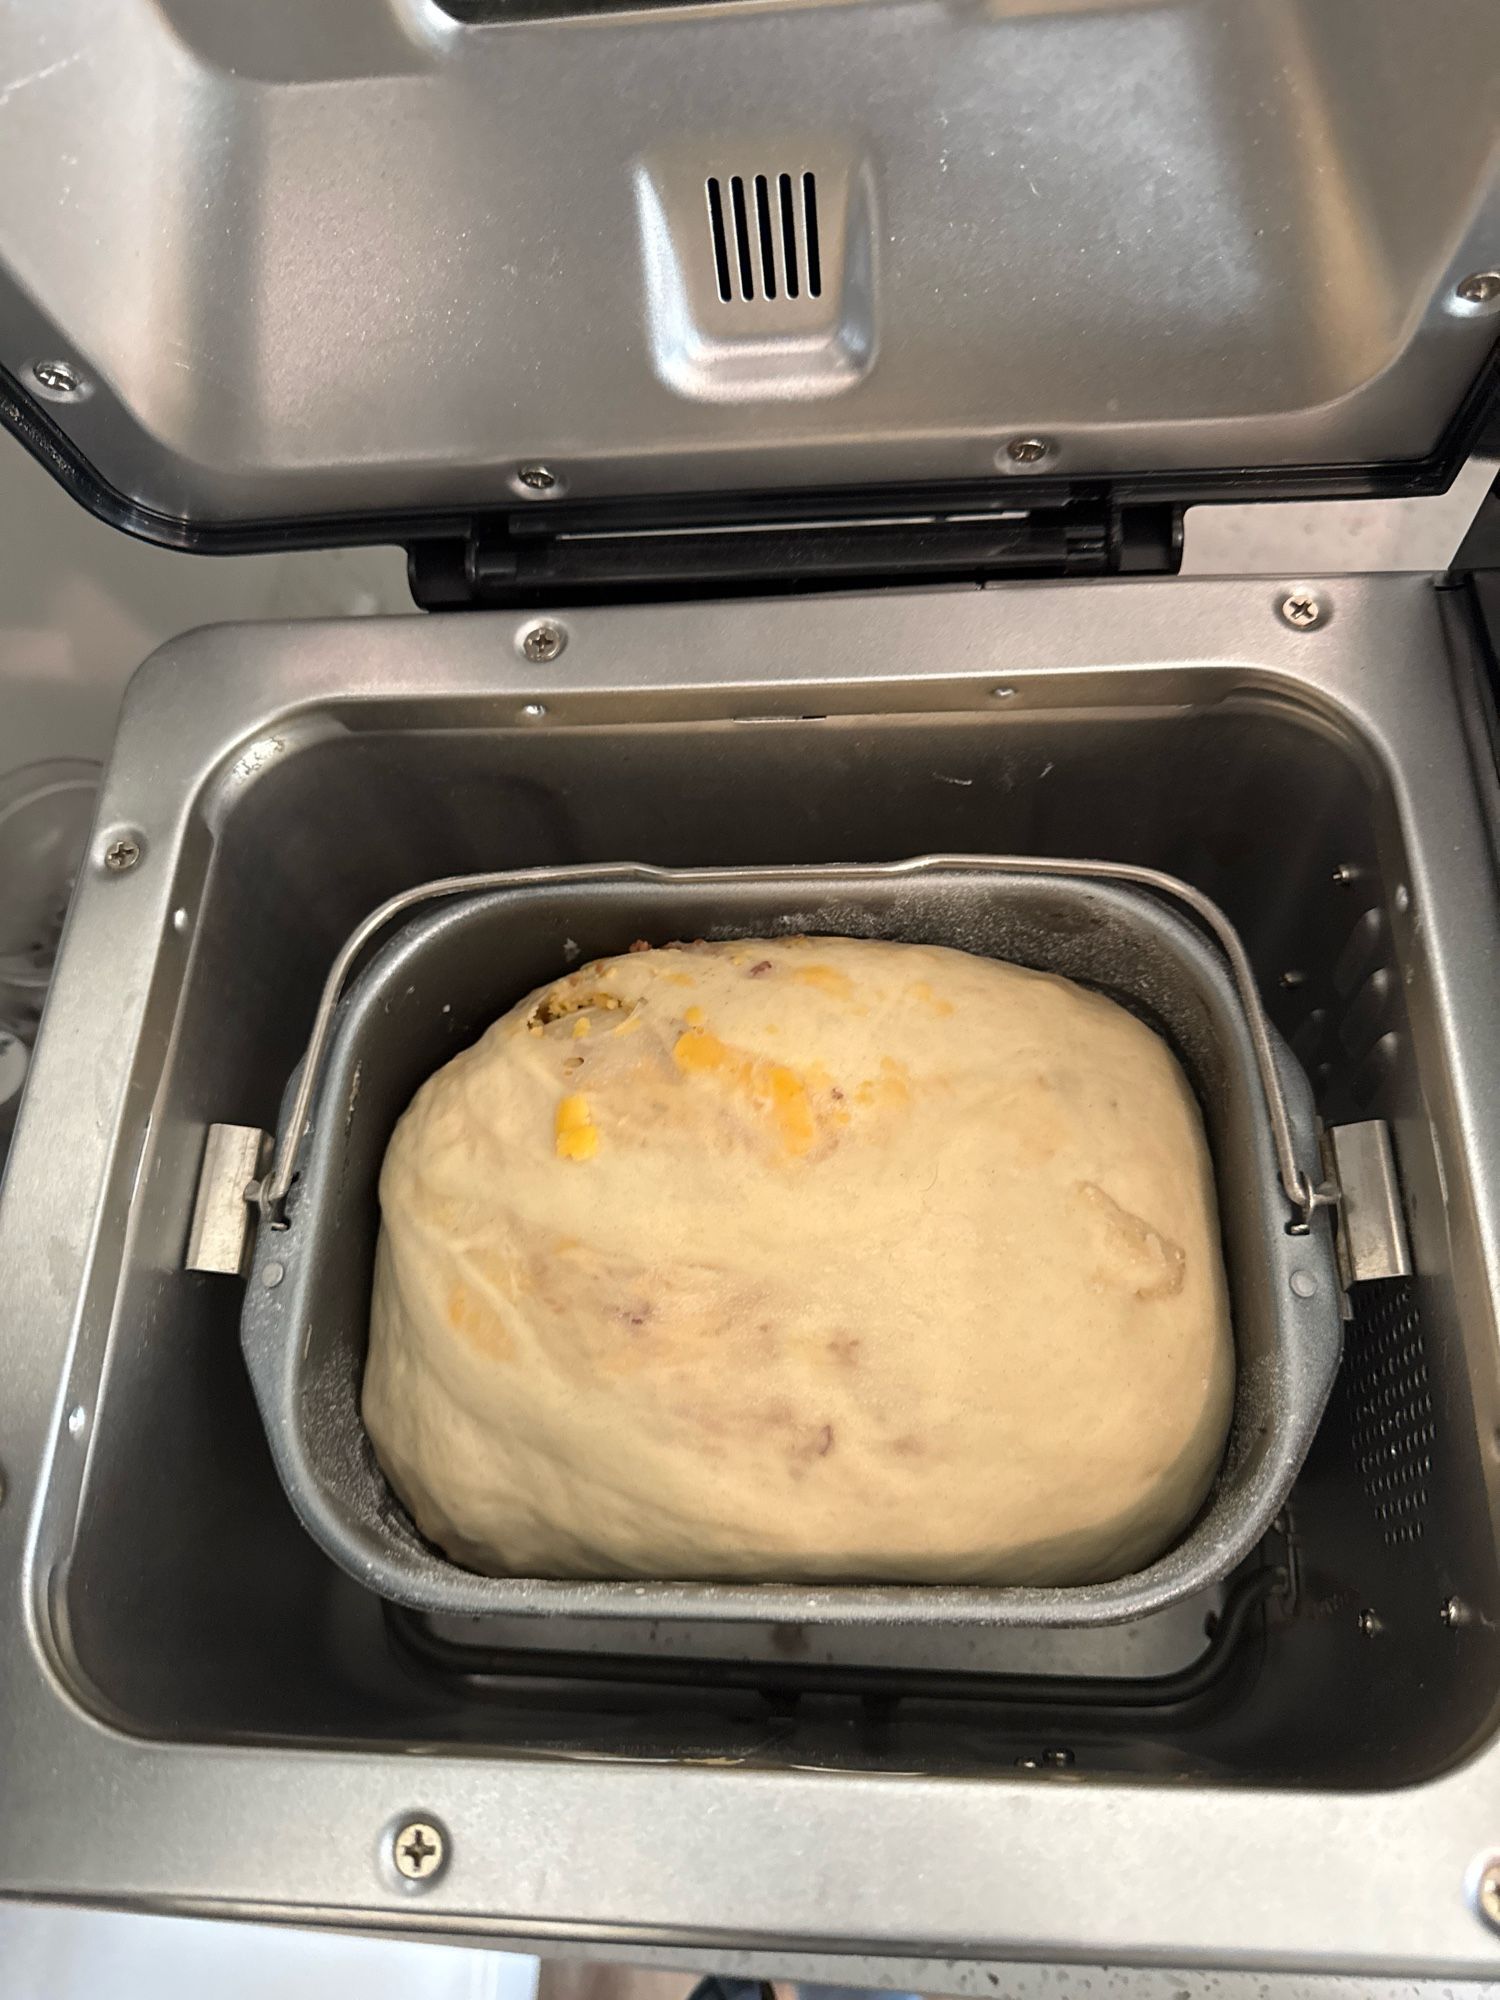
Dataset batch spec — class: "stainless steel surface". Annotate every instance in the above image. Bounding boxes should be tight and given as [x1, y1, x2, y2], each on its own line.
[1326, 1120, 1412, 1286]
[257, 855, 1326, 1225]
[241, 861, 1334, 1626]
[1, 576, 1498, 1972]
[0, 757, 98, 1042]
[2, 3, 1499, 520]
[184, 1124, 271, 1279]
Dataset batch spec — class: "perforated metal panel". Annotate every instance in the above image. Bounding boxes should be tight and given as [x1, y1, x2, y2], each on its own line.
[1344, 1280, 1435, 1548]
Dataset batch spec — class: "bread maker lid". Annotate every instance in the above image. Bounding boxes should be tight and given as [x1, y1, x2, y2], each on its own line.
[1, 0, 1499, 551]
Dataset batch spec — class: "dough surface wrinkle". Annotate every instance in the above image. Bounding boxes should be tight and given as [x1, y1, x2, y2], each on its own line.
[364, 933, 1234, 1584]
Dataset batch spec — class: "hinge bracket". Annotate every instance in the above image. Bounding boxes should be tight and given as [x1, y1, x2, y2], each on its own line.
[407, 487, 1183, 610]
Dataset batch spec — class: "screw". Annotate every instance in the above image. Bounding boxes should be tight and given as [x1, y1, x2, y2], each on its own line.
[1004, 436, 1052, 465]
[521, 623, 565, 664]
[262, 1261, 285, 1290]
[1041, 1747, 1075, 1768]
[67, 1405, 87, 1439]
[1278, 968, 1306, 989]
[1478, 1859, 1500, 1934]
[103, 836, 141, 873]
[1331, 864, 1356, 887]
[1457, 271, 1500, 306]
[33, 358, 83, 396]
[1357, 1607, 1381, 1637]
[1280, 591, 1323, 630]
[392, 1818, 446, 1884]
[516, 463, 557, 492]
[1440, 1595, 1470, 1628]
[1014, 1756, 1040, 1770]
[991, 685, 1018, 702]
[519, 702, 548, 721]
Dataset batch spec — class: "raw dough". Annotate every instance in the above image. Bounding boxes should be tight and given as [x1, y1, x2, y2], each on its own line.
[364, 935, 1234, 1586]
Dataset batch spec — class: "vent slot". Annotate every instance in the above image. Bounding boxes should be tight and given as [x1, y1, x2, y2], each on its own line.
[778, 173, 800, 300]
[706, 178, 732, 304]
[803, 168, 822, 297]
[754, 175, 777, 301]
[705, 170, 823, 304]
[729, 176, 755, 299]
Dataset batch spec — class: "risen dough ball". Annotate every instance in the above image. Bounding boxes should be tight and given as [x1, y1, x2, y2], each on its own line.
[364, 935, 1233, 1586]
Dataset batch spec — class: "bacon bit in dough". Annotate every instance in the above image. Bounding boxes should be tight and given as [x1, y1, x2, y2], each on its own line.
[747, 960, 774, 977]
[628, 938, 652, 952]
[788, 1421, 837, 1472]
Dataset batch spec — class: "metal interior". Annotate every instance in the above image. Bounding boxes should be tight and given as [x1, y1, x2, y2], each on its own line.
[2, 0, 1500, 526]
[238, 862, 1337, 1626]
[1, 576, 1499, 1973]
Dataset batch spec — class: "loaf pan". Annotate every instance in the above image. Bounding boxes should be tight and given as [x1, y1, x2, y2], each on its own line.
[239, 858, 1342, 1626]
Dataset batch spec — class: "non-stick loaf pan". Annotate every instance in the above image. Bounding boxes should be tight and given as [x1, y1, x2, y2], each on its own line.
[238, 857, 1342, 1627]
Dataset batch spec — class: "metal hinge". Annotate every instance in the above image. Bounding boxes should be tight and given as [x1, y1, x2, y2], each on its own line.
[1321, 1119, 1412, 1290]
[185, 1122, 272, 1277]
[407, 487, 1183, 610]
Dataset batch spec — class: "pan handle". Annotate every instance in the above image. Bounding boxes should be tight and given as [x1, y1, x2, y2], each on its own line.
[254, 855, 1335, 1230]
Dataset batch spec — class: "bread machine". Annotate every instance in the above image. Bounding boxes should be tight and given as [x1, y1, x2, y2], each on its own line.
[1, 0, 1499, 1987]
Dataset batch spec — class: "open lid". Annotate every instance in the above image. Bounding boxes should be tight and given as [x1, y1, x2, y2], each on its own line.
[2, 0, 1499, 569]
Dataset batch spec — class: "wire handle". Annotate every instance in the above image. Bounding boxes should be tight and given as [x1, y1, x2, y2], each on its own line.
[255, 856, 1332, 1229]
